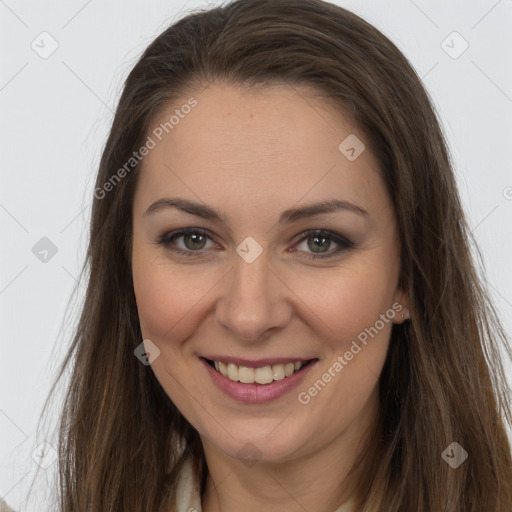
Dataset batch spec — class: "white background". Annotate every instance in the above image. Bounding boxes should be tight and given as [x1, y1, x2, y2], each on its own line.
[1, 0, 511, 510]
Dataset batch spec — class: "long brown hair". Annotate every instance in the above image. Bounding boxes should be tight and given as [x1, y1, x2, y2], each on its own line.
[36, 0, 512, 510]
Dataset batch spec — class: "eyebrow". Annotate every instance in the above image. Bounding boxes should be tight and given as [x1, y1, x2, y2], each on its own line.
[144, 197, 368, 223]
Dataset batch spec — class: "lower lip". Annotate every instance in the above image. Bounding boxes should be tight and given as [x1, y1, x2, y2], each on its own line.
[201, 358, 318, 403]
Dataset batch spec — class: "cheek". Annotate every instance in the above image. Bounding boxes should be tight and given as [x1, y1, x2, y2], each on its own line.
[287, 259, 398, 344]
[289, 267, 396, 433]
[284, 256, 398, 397]
[131, 249, 217, 418]
[131, 244, 221, 343]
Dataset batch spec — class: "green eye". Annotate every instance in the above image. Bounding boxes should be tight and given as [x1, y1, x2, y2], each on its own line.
[158, 228, 354, 260]
[307, 234, 332, 253]
[182, 232, 208, 250]
[293, 230, 353, 259]
[159, 228, 217, 256]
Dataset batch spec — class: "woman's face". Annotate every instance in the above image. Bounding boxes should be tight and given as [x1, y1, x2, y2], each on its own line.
[131, 82, 407, 464]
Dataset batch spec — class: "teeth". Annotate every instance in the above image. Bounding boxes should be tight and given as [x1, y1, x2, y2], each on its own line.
[218, 361, 228, 377]
[212, 360, 306, 384]
[227, 363, 238, 381]
[272, 364, 285, 381]
[255, 366, 274, 384]
[238, 365, 254, 384]
[285, 362, 295, 376]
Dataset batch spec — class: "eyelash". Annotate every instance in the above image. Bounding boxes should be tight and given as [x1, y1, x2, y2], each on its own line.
[157, 228, 354, 260]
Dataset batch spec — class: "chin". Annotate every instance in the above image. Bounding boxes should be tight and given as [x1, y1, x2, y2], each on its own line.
[202, 420, 313, 465]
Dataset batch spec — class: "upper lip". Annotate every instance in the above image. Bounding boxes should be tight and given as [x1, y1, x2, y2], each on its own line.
[201, 356, 317, 368]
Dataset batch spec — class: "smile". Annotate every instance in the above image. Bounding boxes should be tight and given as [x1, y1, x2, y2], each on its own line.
[200, 356, 319, 403]
[205, 358, 314, 385]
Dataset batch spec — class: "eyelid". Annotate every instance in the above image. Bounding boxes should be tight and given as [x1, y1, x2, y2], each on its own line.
[158, 227, 219, 256]
[289, 229, 354, 260]
[157, 227, 354, 259]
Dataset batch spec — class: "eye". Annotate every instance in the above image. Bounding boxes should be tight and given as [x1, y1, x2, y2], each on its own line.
[291, 229, 354, 260]
[158, 228, 219, 256]
[157, 227, 354, 260]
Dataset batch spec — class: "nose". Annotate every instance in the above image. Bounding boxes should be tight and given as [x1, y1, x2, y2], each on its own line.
[215, 251, 293, 343]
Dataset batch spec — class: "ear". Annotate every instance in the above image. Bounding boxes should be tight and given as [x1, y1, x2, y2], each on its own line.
[392, 288, 410, 324]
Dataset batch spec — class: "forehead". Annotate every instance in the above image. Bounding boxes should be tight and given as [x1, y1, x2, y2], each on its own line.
[135, 82, 389, 220]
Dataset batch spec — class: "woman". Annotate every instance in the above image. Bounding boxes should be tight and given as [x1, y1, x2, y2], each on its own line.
[23, 0, 512, 510]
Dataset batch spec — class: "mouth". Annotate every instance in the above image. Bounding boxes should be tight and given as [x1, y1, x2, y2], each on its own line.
[202, 357, 317, 385]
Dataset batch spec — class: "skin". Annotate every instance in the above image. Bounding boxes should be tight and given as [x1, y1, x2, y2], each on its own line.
[131, 82, 409, 512]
